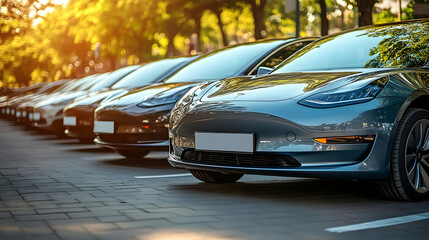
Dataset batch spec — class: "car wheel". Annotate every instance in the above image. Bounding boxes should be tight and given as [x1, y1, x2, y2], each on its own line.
[380, 108, 429, 201]
[114, 149, 149, 159]
[190, 170, 243, 183]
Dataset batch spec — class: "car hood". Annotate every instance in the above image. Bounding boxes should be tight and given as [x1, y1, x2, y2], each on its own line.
[17, 94, 47, 108]
[35, 91, 88, 107]
[200, 69, 392, 102]
[99, 82, 201, 108]
[8, 94, 36, 106]
[66, 88, 129, 109]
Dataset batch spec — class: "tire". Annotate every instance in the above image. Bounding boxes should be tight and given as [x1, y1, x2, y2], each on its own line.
[379, 108, 429, 201]
[190, 170, 243, 183]
[114, 149, 149, 159]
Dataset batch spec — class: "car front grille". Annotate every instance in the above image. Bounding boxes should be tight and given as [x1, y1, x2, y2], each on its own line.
[98, 132, 168, 144]
[182, 150, 301, 168]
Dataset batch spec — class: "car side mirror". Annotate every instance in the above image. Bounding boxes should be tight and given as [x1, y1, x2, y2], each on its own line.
[257, 66, 274, 76]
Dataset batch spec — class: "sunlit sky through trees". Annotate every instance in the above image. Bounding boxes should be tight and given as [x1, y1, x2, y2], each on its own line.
[0, 0, 422, 88]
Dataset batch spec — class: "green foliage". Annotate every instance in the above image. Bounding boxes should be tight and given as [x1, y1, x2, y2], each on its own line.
[373, 8, 398, 24]
[0, 0, 412, 88]
[365, 23, 429, 68]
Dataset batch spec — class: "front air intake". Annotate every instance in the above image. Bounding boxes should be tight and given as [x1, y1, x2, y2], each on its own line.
[182, 150, 301, 168]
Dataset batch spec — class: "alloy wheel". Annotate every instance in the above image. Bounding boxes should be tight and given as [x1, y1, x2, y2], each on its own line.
[405, 119, 429, 193]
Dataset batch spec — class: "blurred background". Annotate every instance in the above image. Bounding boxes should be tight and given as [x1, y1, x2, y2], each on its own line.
[1, 0, 428, 88]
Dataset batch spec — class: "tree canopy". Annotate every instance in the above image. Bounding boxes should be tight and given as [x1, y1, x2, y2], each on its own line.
[0, 0, 417, 87]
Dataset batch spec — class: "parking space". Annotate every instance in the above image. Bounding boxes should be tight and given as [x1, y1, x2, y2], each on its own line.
[1, 119, 428, 240]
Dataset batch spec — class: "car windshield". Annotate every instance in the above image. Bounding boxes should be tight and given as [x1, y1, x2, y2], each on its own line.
[164, 40, 285, 83]
[273, 21, 429, 73]
[77, 73, 109, 91]
[89, 65, 140, 91]
[35, 80, 69, 94]
[112, 57, 194, 89]
[56, 78, 89, 92]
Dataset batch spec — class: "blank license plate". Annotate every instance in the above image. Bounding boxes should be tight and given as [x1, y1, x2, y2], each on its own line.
[33, 112, 41, 121]
[195, 132, 254, 153]
[63, 116, 77, 126]
[94, 121, 114, 134]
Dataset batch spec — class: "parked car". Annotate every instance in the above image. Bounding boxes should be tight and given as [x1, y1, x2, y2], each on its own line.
[0, 82, 49, 119]
[30, 73, 109, 133]
[168, 19, 429, 201]
[63, 56, 198, 143]
[94, 37, 318, 159]
[14, 79, 72, 123]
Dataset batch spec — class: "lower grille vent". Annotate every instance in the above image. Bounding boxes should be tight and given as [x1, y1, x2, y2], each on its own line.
[182, 150, 301, 167]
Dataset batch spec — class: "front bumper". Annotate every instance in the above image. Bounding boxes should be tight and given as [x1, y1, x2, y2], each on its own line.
[32, 105, 65, 131]
[168, 96, 407, 180]
[63, 105, 97, 139]
[94, 137, 169, 150]
[93, 103, 174, 151]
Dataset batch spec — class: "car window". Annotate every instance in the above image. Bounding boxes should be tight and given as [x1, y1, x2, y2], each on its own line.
[89, 65, 140, 91]
[77, 73, 109, 91]
[111, 57, 194, 89]
[164, 41, 286, 83]
[58, 78, 90, 92]
[255, 41, 313, 72]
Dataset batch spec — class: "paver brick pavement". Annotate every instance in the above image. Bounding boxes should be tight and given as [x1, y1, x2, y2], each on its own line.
[1, 120, 429, 240]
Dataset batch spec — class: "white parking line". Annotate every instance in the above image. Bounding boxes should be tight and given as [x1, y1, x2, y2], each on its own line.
[326, 212, 429, 233]
[134, 173, 192, 179]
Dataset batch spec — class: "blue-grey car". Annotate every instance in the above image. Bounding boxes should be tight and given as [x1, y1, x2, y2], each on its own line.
[168, 19, 429, 201]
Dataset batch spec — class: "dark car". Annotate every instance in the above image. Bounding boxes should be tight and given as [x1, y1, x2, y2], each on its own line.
[14, 79, 72, 124]
[63, 56, 198, 142]
[168, 19, 429, 201]
[93, 37, 318, 159]
[0, 82, 49, 119]
[30, 73, 110, 133]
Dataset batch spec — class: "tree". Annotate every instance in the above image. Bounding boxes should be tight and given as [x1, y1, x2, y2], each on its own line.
[0, 0, 57, 41]
[356, 0, 379, 26]
[319, 0, 328, 35]
[0, 0, 62, 87]
[364, 23, 429, 68]
[244, 0, 268, 39]
[161, 0, 191, 56]
[206, 0, 235, 46]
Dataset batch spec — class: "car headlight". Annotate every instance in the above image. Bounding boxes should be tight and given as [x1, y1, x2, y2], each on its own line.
[137, 88, 191, 108]
[169, 86, 200, 129]
[299, 76, 389, 108]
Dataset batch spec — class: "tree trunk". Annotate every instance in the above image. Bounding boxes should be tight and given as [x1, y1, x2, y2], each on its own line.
[166, 34, 177, 57]
[214, 8, 228, 46]
[140, 38, 153, 62]
[109, 56, 116, 72]
[249, 0, 267, 39]
[319, 0, 328, 36]
[356, 0, 377, 26]
[193, 15, 202, 52]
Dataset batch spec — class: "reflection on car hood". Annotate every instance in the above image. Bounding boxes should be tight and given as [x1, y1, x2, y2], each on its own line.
[66, 88, 129, 109]
[99, 82, 201, 108]
[35, 91, 88, 107]
[201, 69, 391, 102]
